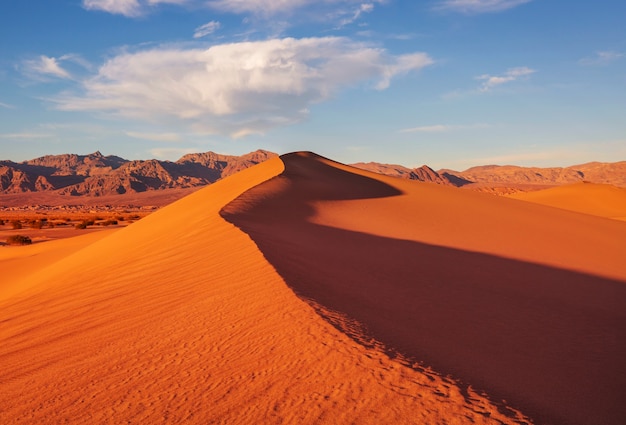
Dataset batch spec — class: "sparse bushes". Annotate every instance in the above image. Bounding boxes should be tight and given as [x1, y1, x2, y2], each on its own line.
[75, 220, 95, 229]
[100, 220, 118, 226]
[11, 220, 22, 230]
[29, 219, 44, 229]
[6, 235, 32, 245]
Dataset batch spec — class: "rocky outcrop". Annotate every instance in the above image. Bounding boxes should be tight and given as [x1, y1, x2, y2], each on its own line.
[1, 150, 277, 196]
[351, 162, 470, 186]
[439, 161, 626, 188]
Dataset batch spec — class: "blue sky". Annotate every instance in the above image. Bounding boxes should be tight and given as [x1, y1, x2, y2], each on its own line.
[1, 0, 625, 170]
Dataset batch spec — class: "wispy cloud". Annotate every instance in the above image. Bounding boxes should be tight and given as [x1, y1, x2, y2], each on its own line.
[398, 123, 490, 133]
[579, 51, 624, 66]
[56, 37, 433, 137]
[0, 101, 15, 109]
[337, 3, 375, 28]
[0, 132, 53, 139]
[207, 0, 361, 15]
[476, 66, 535, 92]
[82, 0, 143, 17]
[399, 125, 449, 133]
[83, 0, 384, 18]
[194, 21, 221, 38]
[436, 0, 531, 14]
[23, 55, 72, 79]
[126, 131, 182, 142]
[149, 147, 198, 159]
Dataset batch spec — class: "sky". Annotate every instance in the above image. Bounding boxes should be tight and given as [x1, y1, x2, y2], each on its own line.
[1, 0, 625, 170]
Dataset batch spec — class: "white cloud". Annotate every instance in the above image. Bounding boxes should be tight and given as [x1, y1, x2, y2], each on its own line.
[436, 0, 531, 14]
[149, 147, 198, 159]
[194, 21, 221, 38]
[0, 132, 53, 139]
[56, 37, 432, 137]
[399, 123, 490, 133]
[24, 55, 72, 79]
[579, 51, 624, 66]
[207, 0, 312, 14]
[126, 131, 182, 142]
[399, 125, 449, 133]
[338, 3, 375, 27]
[476, 66, 535, 92]
[82, 0, 143, 17]
[83, 0, 383, 18]
[0, 101, 15, 109]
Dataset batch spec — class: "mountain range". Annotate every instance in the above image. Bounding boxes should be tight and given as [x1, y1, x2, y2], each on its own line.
[1, 150, 625, 196]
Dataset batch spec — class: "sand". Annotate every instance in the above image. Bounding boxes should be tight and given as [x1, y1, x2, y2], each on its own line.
[222, 152, 626, 425]
[507, 182, 626, 221]
[0, 155, 531, 424]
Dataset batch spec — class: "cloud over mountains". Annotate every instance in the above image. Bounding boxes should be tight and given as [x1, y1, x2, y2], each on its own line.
[56, 38, 432, 137]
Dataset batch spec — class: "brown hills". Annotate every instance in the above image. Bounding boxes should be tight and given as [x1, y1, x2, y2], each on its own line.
[4, 150, 625, 202]
[0, 149, 276, 196]
[354, 160, 626, 194]
[1, 151, 625, 425]
[441, 161, 626, 193]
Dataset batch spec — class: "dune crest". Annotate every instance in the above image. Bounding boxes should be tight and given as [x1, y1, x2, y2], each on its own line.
[0, 155, 530, 424]
[223, 152, 626, 425]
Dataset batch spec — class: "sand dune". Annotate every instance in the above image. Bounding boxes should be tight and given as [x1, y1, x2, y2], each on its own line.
[0, 229, 117, 301]
[507, 182, 626, 221]
[222, 152, 626, 425]
[0, 155, 531, 424]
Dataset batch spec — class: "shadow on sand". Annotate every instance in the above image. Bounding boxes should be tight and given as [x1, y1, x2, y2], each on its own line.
[221, 152, 626, 425]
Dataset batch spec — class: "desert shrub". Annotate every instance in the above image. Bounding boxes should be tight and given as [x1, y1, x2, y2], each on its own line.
[11, 220, 22, 230]
[30, 219, 44, 229]
[75, 219, 94, 229]
[6, 235, 32, 245]
[0, 219, 4, 225]
[101, 220, 118, 226]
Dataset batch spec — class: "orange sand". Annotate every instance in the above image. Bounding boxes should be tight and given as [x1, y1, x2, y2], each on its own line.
[222, 152, 626, 425]
[0, 155, 530, 424]
[507, 182, 626, 221]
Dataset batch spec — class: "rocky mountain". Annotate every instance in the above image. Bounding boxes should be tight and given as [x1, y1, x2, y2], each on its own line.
[441, 161, 626, 189]
[351, 162, 468, 186]
[0, 150, 277, 196]
[2, 150, 624, 197]
[354, 160, 626, 192]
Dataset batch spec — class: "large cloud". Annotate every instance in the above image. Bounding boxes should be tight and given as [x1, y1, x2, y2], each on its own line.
[57, 37, 432, 137]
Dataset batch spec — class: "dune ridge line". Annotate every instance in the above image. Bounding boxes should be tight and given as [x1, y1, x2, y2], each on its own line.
[222, 151, 626, 425]
[0, 154, 533, 424]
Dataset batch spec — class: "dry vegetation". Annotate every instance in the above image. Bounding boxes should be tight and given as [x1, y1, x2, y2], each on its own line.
[0, 211, 149, 246]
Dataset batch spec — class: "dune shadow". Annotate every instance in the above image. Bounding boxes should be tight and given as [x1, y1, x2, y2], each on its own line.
[221, 153, 626, 425]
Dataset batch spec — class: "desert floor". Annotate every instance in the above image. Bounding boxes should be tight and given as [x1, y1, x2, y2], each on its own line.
[1, 152, 624, 424]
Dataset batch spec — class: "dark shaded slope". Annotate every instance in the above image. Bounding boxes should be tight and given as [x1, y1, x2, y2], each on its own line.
[222, 152, 626, 425]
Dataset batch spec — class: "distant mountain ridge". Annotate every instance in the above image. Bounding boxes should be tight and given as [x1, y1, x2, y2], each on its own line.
[2, 150, 625, 196]
[354, 160, 626, 192]
[0, 150, 277, 196]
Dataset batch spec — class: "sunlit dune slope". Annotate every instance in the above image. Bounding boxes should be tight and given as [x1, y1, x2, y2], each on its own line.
[507, 182, 626, 221]
[0, 229, 117, 300]
[0, 156, 526, 424]
[222, 152, 626, 425]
